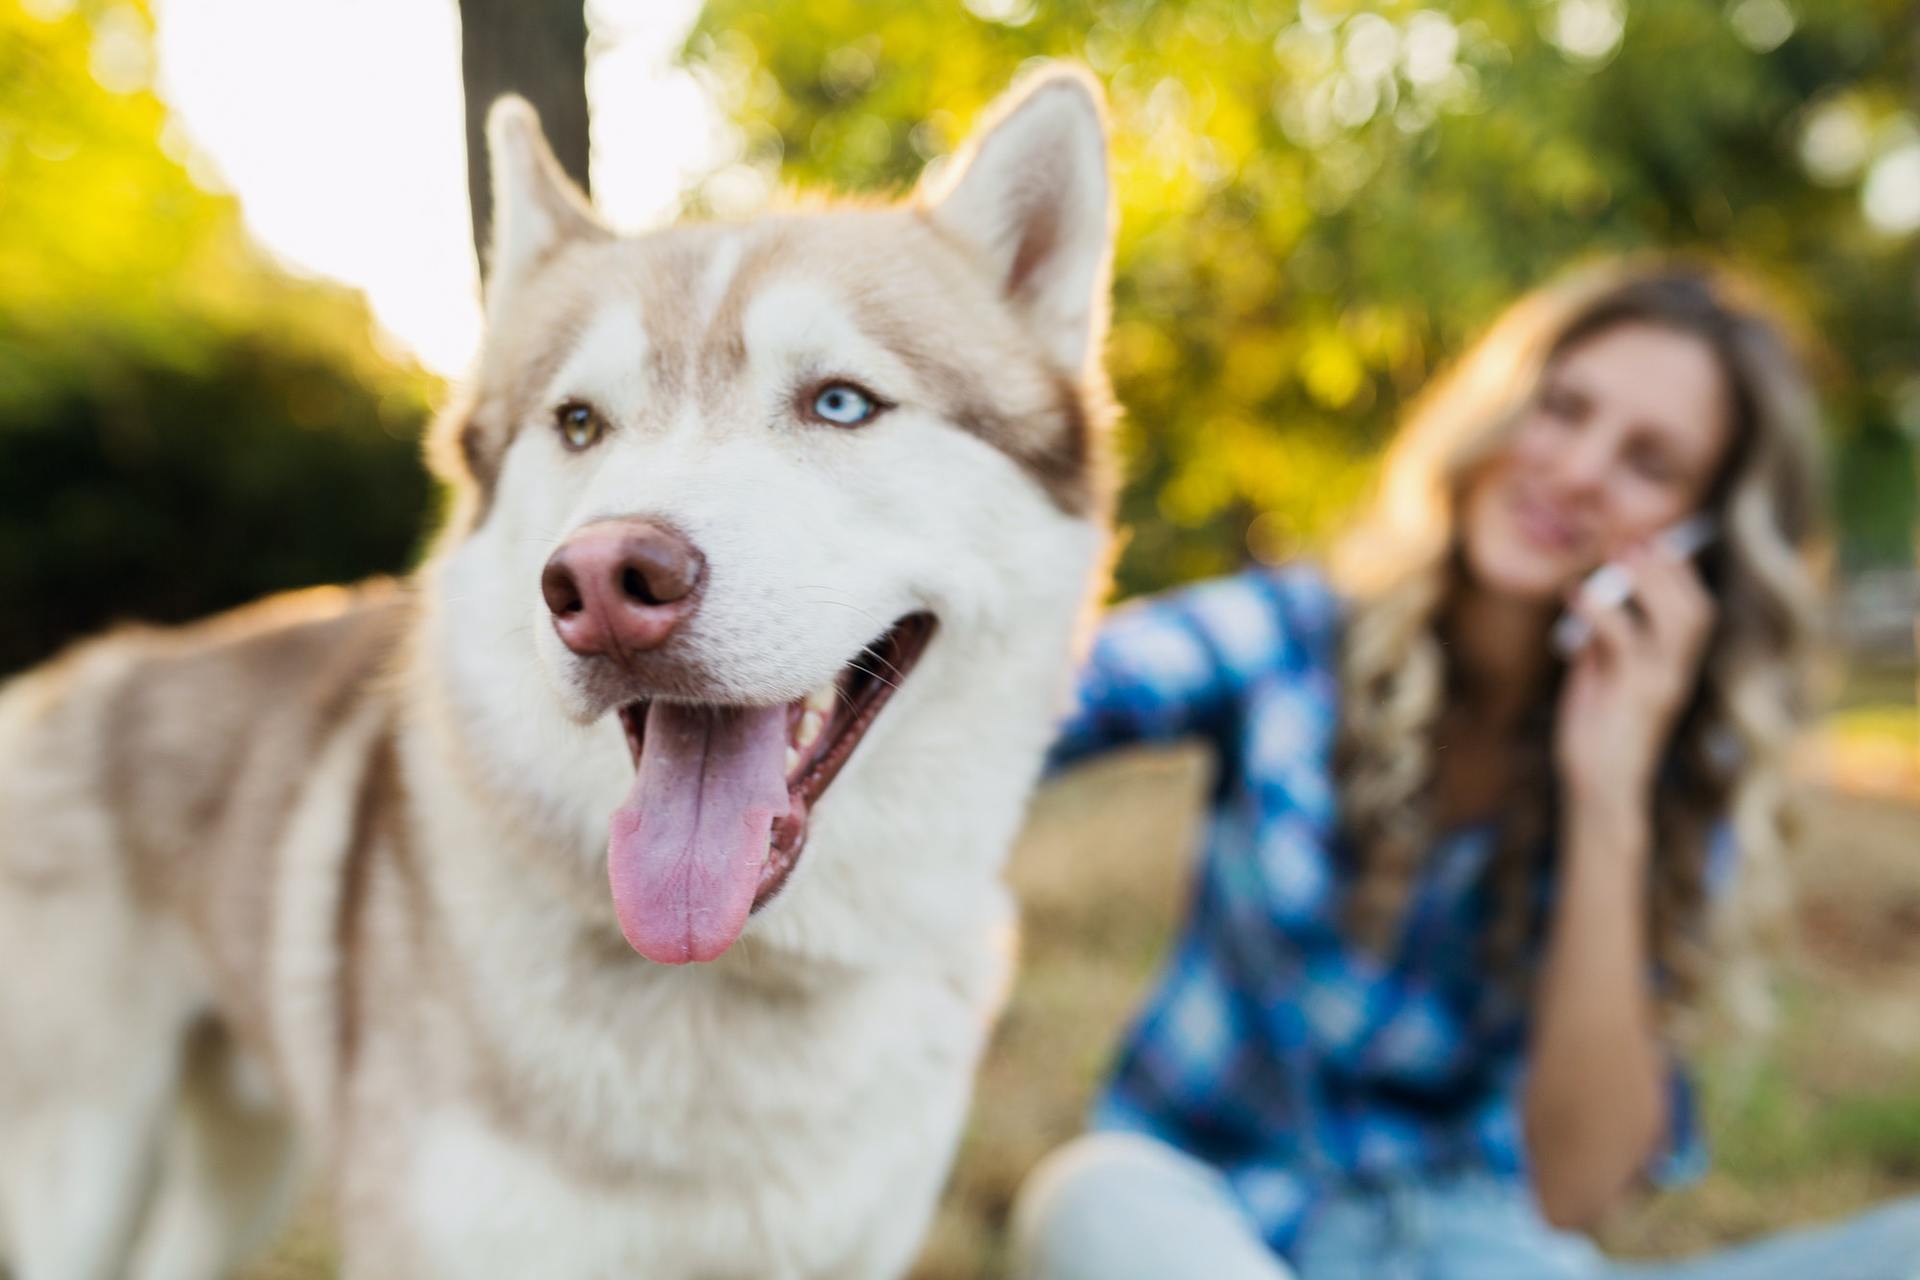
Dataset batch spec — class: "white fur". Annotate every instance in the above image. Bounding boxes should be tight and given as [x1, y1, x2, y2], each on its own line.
[482, 96, 608, 324]
[267, 698, 399, 1143]
[543, 299, 654, 421]
[0, 669, 209, 1280]
[925, 66, 1114, 375]
[398, 262, 1100, 1266]
[695, 231, 746, 326]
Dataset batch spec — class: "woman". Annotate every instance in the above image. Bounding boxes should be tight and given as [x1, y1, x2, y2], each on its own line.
[1012, 259, 1920, 1278]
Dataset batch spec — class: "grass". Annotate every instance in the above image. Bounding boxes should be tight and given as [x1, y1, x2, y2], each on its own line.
[241, 736, 1920, 1278]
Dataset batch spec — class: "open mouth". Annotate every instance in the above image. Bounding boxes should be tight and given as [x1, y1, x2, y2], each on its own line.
[603, 612, 936, 965]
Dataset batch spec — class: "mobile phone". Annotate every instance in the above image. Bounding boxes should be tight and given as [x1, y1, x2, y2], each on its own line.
[1550, 515, 1717, 658]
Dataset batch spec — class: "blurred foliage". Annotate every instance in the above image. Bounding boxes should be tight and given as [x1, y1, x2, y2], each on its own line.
[3, 0, 1914, 676]
[0, 0, 434, 674]
[682, 0, 1920, 595]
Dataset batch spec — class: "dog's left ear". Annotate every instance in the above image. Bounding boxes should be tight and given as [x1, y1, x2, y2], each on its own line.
[922, 65, 1115, 376]
[483, 95, 610, 321]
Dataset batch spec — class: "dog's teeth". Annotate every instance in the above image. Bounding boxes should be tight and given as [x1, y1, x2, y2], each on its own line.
[785, 746, 801, 774]
[805, 685, 837, 715]
[796, 710, 825, 750]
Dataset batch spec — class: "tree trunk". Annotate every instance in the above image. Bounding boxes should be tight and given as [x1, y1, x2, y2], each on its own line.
[457, 0, 591, 271]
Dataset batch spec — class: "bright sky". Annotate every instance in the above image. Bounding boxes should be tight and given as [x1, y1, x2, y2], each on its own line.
[152, 0, 726, 376]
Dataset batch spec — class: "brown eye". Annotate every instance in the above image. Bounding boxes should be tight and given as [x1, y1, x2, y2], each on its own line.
[555, 401, 605, 451]
[1627, 441, 1677, 485]
[1538, 383, 1589, 425]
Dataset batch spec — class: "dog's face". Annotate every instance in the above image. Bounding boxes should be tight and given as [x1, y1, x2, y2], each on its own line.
[427, 69, 1115, 965]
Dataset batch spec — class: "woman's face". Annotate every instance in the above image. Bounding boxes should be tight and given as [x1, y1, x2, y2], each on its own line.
[1461, 321, 1735, 604]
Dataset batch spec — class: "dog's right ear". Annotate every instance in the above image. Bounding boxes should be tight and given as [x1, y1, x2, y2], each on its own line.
[483, 96, 609, 318]
[921, 65, 1115, 377]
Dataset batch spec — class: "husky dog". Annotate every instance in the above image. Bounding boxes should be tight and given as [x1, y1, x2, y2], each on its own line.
[0, 66, 1114, 1279]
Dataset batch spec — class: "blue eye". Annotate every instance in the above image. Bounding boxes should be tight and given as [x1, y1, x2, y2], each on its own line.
[810, 383, 880, 427]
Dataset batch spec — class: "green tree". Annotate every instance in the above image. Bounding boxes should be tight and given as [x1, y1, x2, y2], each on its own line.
[681, 0, 1918, 595]
[0, 0, 436, 673]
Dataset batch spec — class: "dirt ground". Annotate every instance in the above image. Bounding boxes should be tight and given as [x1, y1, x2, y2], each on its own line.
[240, 745, 1920, 1279]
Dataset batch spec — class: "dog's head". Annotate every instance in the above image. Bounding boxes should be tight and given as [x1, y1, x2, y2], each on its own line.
[426, 67, 1115, 965]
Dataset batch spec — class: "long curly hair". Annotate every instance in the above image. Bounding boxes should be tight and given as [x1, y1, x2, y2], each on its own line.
[1328, 258, 1827, 1035]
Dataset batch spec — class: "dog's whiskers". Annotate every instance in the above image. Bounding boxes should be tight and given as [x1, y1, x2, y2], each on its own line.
[843, 659, 902, 695]
[791, 594, 918, 687]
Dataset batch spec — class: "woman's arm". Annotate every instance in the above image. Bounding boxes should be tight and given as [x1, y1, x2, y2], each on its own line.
[1048, 570, 1294, 771]
[1524, 544, 1715, 1228]
[1523, 794, 1667, 1228]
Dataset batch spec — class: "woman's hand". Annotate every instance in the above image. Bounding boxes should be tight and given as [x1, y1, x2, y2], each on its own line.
[1531, 545, 1708, 1223]
[1554, 542, 1716, 819]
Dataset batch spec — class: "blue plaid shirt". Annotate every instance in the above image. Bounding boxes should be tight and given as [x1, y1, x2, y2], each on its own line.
[1051, 563, 1706, 1256]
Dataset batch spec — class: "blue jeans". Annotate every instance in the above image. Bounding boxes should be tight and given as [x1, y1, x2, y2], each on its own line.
[1011, 1132, 1920, 1280]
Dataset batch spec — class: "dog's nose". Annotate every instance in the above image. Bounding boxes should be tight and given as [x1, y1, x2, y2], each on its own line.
[541, 520, 706, 657]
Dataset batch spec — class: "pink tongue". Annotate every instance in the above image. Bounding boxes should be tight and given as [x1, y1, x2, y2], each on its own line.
[608, 702, 792, 964]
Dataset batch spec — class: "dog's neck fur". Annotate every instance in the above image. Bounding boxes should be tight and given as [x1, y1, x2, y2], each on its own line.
[314, 545, 1089, 1224]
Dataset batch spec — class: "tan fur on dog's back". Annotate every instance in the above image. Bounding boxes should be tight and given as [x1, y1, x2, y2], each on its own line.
[0, 585, 408, 1279]
[1, 585, 409, 1056]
